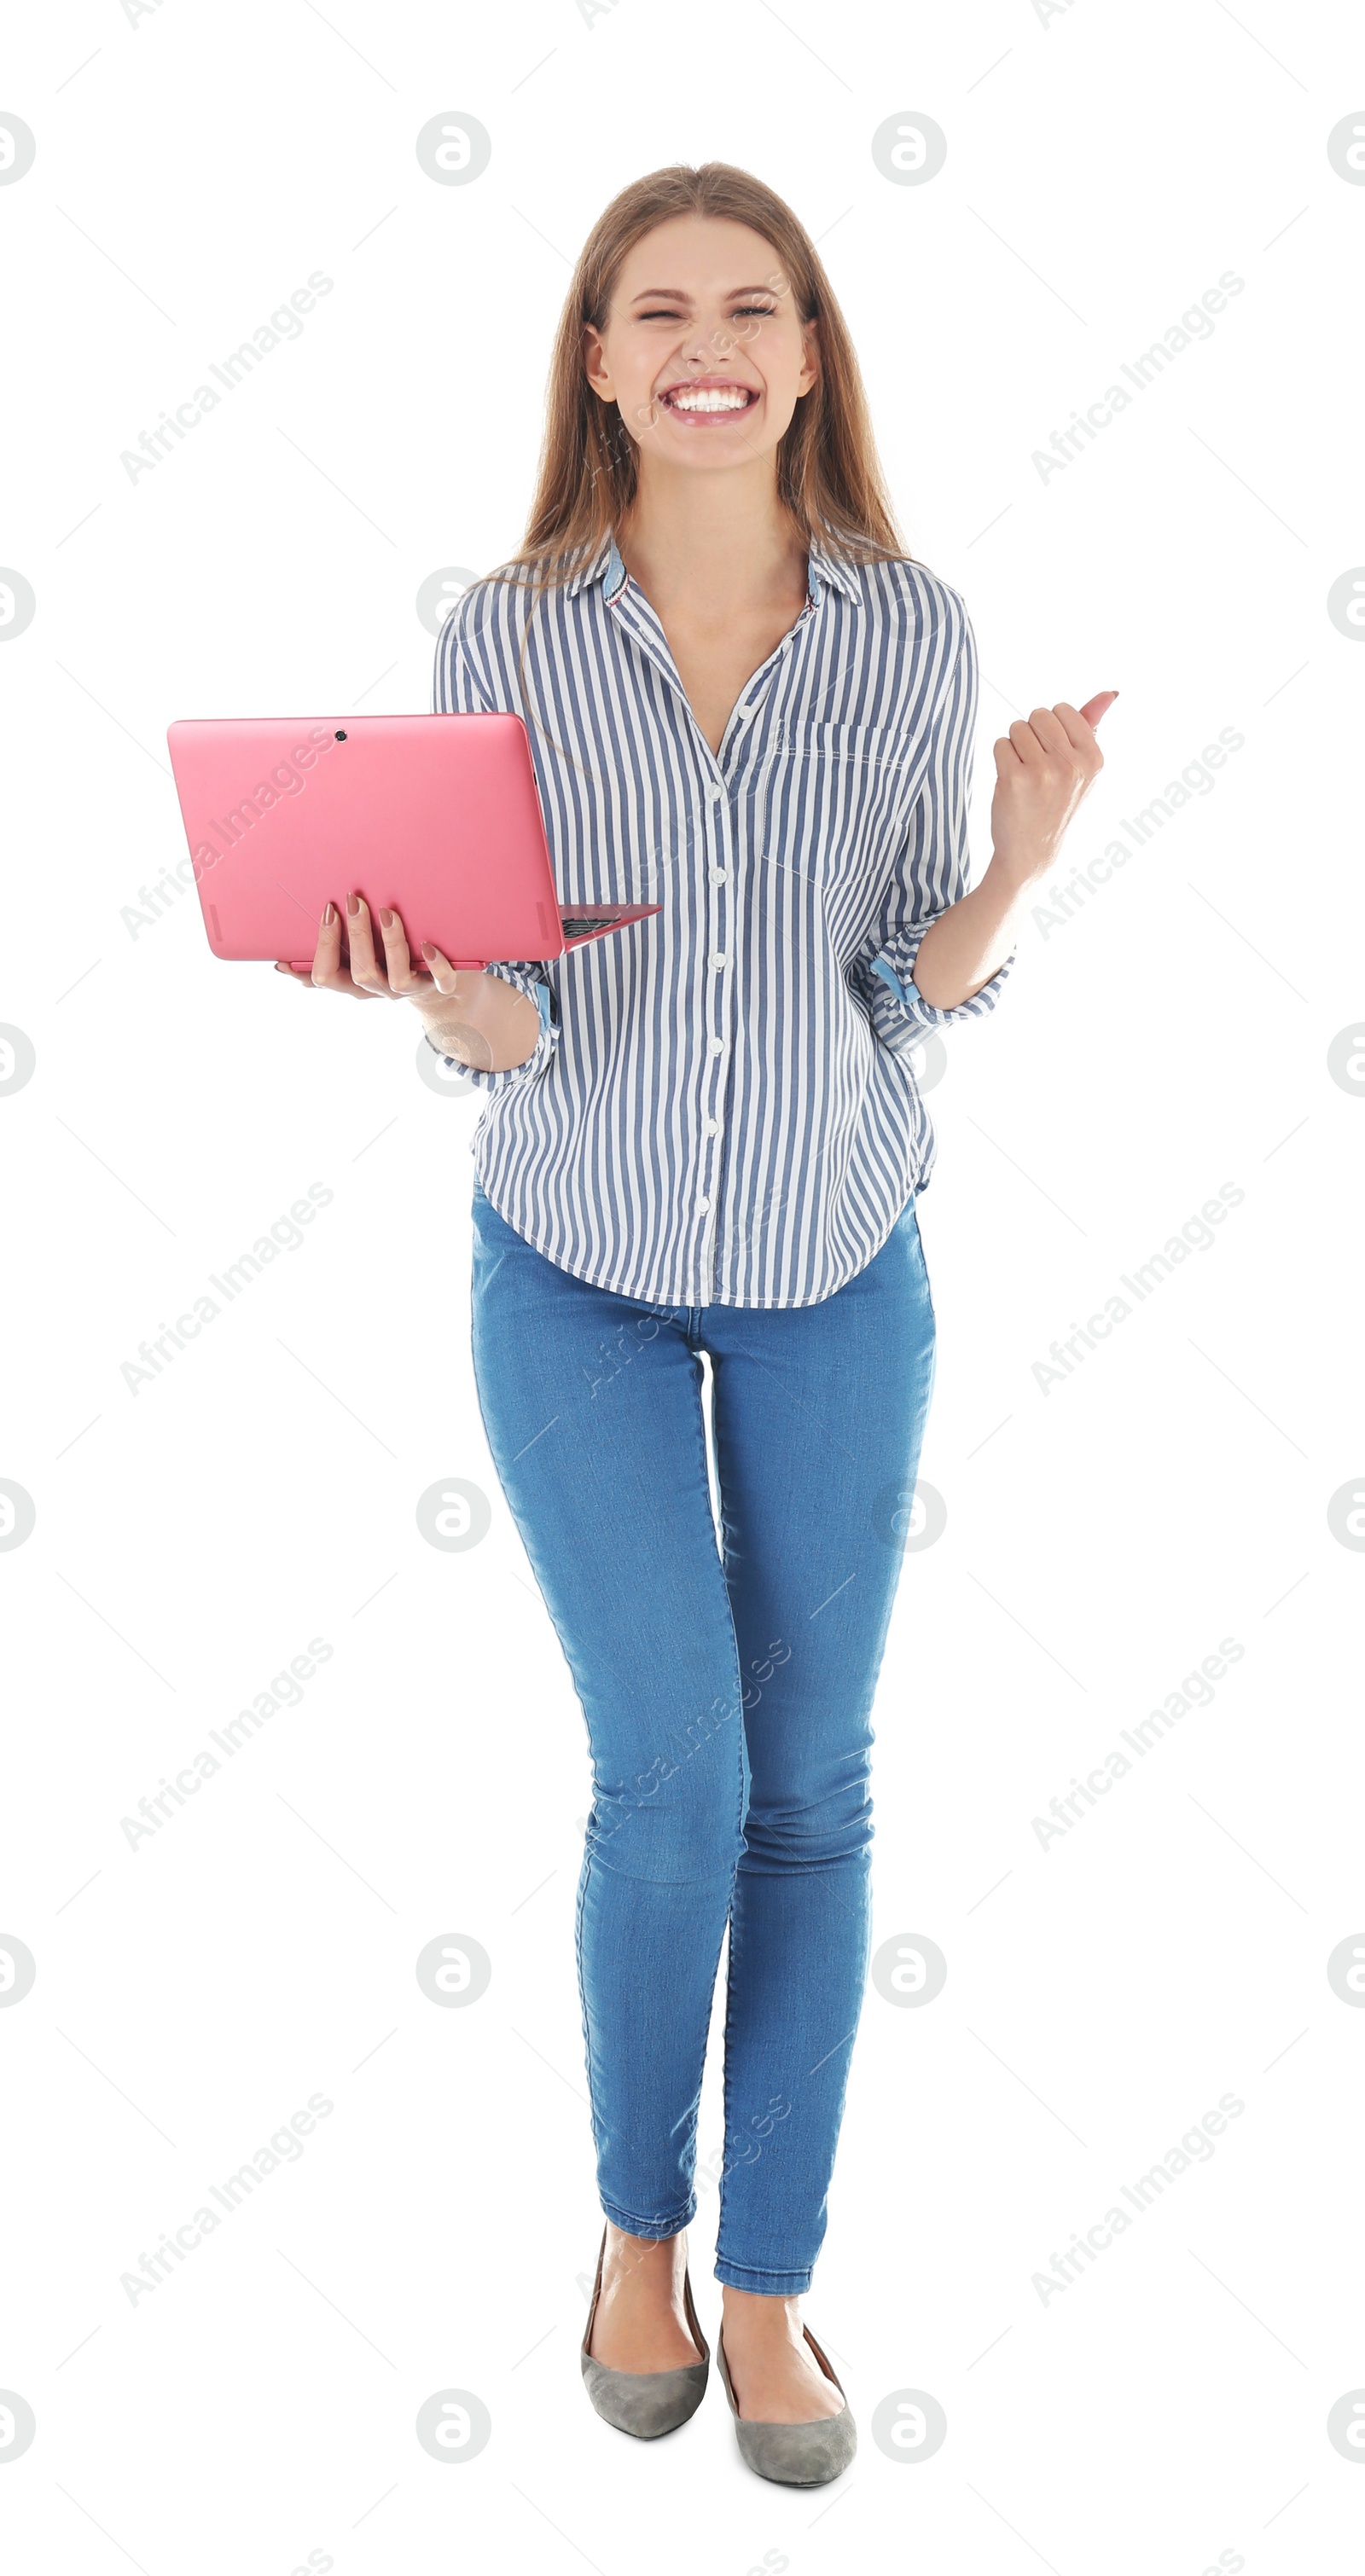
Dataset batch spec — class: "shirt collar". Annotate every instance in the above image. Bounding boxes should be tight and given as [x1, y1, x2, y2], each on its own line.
[563, 531, 865, 607]
[804, 537, 864, 606]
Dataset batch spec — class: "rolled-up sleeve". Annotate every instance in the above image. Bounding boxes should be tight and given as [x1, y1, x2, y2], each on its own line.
[849, 595, 1015, 1039]
[428, 593, 561, 1095]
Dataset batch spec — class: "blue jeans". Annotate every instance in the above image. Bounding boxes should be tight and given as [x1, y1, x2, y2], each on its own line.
[469, 1178, 938, 2294]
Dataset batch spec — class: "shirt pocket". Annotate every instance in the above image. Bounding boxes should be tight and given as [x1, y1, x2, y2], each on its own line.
[753, 719, 921, 896]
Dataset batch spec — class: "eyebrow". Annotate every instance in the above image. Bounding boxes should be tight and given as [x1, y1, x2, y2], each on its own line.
[627, 283, 781, 302]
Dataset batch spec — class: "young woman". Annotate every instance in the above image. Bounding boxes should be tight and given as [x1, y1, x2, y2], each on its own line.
[279, 162, 1112, 2486]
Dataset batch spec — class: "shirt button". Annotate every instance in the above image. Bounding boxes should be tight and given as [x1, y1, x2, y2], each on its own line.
[703, 1118, 718, 1135]
[709, 1037, 724, 1056]
[711, 953, 728, 969]
[706, 784, 723, 803]
[711, 867, 729, 885]
[698, 1195, 711, 1212]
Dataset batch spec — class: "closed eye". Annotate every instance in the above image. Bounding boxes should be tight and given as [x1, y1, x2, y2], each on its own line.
[636, 302, 779, 321]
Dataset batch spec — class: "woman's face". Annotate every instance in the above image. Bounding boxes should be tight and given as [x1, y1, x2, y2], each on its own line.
[584, 213, 819, 477]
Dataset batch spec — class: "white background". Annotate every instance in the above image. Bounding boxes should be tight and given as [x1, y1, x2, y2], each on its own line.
[2, 3, 1362, 2570]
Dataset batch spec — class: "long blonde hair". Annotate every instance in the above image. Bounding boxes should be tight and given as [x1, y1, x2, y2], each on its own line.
[487, 160, 907, 612]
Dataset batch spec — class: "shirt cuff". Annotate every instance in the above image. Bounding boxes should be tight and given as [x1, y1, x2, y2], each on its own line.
[870, 921, 1016, 1030]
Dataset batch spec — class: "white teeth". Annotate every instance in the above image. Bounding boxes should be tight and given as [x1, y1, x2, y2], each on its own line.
[666, 388, 751, 413]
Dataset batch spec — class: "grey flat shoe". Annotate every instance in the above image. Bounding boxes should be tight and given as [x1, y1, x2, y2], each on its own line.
[717, 2322, 857, 2486]
[579, 2227, 710, 2438]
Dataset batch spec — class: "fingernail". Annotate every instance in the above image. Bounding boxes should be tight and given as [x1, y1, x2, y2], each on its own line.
[380, 908, 394, 929]
[347, 892, 361, 914]
[274, 961, 288, 972]
[322, 902, 334, 925]
[421, 941, 435, 960]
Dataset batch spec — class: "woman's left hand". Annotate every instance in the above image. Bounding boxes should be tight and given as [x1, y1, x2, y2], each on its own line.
[989, 692, 1118, 892]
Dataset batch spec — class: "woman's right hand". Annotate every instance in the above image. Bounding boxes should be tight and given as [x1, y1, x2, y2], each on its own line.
[275, 891, 540, 1073]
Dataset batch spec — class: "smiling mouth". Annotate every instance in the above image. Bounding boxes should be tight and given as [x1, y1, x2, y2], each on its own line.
[659, 384, 758, 416]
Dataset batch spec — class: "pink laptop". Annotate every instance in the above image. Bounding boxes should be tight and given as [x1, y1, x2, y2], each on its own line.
[166, 713, 660, 972]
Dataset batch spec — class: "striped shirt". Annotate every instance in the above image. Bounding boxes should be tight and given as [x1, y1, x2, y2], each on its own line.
[429, 531, 1014, 1308]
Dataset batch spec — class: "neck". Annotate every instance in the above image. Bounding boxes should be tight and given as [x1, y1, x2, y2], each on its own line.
[618, 461, 808, 615]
